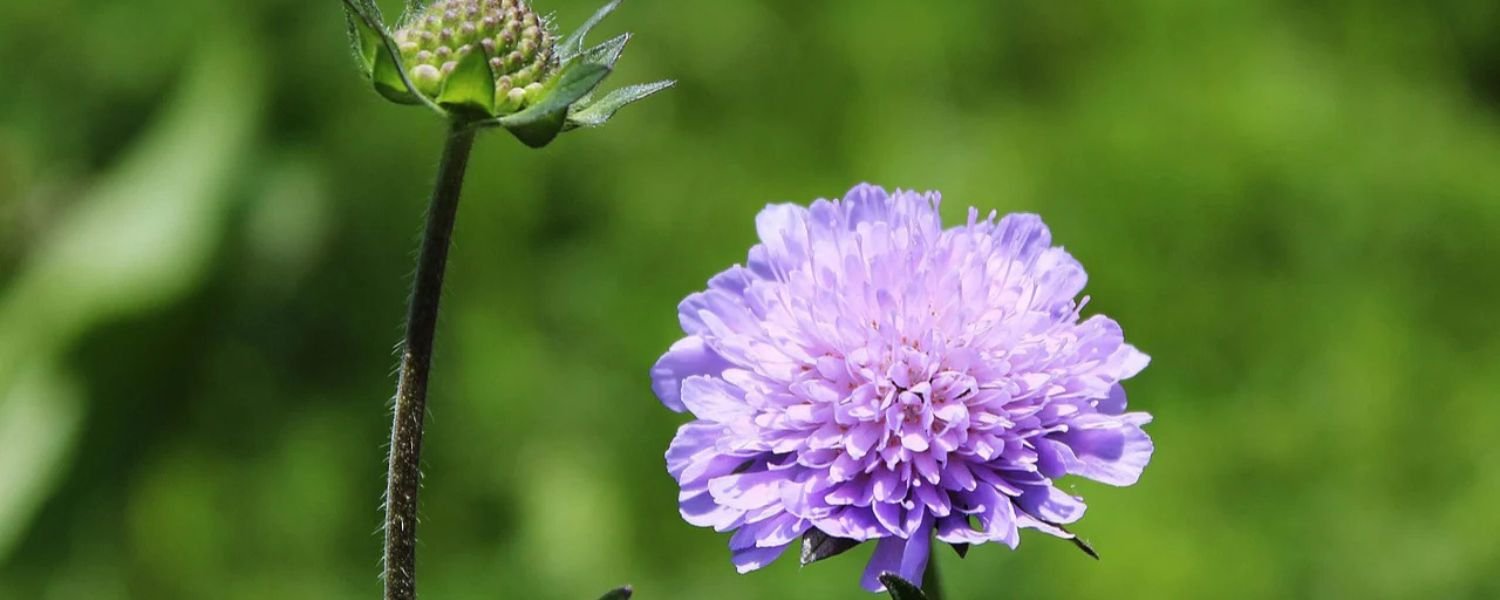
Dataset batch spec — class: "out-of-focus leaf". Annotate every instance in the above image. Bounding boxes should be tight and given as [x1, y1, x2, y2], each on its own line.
[0, 38, 260, 563]
[0, 42, 259, 368]
[565, 80, 673, 129]
[878, 573, 930, 600]
[559, 0, 624, 60]
[0, 365, 82, 560]
[595, 585, 633, 600]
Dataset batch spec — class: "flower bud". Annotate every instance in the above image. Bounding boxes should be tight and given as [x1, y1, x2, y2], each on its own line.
[390, 0, 557, 104]
[346, 0, 673, 146]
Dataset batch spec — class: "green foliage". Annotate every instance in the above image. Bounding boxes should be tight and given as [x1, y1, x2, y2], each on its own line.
[2, 0, 1499, 599]
[0, 35, 259, 568]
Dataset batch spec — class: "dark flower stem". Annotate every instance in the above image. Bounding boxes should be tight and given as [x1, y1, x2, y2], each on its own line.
[384, 122, 477, 600]
[924, 547, 945, 600]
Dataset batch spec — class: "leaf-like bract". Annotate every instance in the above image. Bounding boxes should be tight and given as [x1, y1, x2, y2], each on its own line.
[566, 80, 674, 129]
[559, 0, 624, 60]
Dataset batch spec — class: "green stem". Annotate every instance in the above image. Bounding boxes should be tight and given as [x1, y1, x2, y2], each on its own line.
[923, 546, 944, 600]
[383, 122, 477, 600]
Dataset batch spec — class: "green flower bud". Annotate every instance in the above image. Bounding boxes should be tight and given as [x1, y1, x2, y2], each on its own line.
[344, 0, 675, 147]
[390, 0, 556, 102]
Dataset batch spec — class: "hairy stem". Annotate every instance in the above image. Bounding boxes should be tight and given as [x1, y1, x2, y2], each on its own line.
[384, 123, 477, 600]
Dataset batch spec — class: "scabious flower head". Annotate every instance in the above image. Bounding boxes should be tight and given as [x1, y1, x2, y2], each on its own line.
[652, 184, 1153, 591]
[342, 0, 674, 146]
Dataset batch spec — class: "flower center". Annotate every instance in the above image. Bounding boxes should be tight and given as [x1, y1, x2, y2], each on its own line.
[830, 341, 980, 470]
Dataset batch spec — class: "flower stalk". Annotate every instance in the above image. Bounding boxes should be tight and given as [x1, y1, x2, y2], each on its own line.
[343, 1, 670, 598]
[384, 123, 476, 600]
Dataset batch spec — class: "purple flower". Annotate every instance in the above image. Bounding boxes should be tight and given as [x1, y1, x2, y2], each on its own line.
[652, 184, 1153, 591]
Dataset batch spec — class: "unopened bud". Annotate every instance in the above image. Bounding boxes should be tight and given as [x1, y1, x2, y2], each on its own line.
[410, 64, 443, 95]
[346, 0, 671, 143]
[390, 0, 557, 113]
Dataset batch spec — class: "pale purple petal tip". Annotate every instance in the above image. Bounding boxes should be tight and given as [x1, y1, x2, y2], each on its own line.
[651, 336, 731, 412]
[731, 543, 791, 574]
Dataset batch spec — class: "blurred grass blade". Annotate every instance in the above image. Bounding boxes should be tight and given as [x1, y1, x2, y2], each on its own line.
[0, 38, 261, 562]
[0, 42, 260, 370]
[0, 366, 83, 560]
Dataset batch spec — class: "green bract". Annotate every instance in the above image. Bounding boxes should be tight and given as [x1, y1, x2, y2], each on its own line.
[343, 0, 672, 147]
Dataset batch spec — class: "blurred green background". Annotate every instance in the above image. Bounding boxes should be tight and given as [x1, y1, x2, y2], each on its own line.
[3, 0, 1499, 598]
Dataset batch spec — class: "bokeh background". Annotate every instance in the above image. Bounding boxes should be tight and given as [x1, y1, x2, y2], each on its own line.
[3, 0, 1498, 598]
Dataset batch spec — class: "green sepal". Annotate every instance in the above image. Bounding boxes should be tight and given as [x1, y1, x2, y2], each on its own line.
[437, 49, 497, 116]
[560, 0, 624, 60]
[494, 61, 611, 147]
[595, 585, 633, 600]
[341, 0, 443, 112]
[373, 50, 421, 105]
[344, 1, 383, 75]
[565, 79, 674, 129]
[582, 33, 631, 69]
[878, 573, 930, 600]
